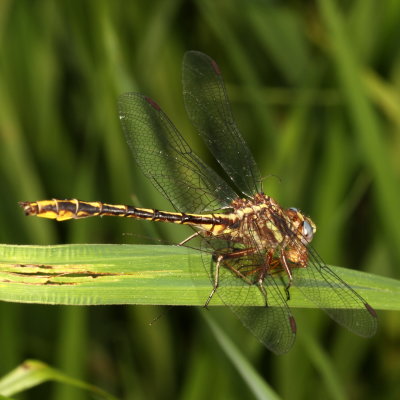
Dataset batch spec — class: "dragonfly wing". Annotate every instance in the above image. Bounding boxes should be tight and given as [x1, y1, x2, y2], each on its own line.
[182, 51, 262, 197]
[201, 237, 296, 354]
[293, 245, 377, 337]
[118, 93, 237, 213]
[232, 305, 296, 355]
[220, 267, 296, 355]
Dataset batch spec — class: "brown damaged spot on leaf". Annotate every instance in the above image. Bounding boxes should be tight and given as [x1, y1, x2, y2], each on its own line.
[0, 263, 127, 285]
[17, 263, 54, 269]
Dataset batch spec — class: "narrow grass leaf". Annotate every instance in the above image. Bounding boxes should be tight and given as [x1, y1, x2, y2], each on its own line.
[203, 313, 281, 400]
[0, 360, 118, 399]
[0, 244, 398, 309]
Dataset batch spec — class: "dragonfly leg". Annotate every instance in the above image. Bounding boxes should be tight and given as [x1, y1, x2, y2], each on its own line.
[218, 248, 256, 285]
[178, 231, 201, 246]
[257, 280, 269, 307]
[255, 258, 269, 307]
[205, 247, 260, 308]
[280, 252, 293, 301]
[204, 254, 223, 308]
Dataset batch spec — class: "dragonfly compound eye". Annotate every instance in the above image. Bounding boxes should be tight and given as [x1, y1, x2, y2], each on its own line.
[302, 220, 314, 243]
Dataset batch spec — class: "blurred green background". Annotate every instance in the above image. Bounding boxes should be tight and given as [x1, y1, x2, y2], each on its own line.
[1, 0, 400, 399]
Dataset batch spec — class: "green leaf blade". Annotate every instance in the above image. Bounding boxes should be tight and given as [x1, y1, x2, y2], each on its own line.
[0, 244, 398, 310]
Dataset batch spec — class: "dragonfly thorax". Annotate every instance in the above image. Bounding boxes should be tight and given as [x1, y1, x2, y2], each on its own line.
[220, 193, 316, 263]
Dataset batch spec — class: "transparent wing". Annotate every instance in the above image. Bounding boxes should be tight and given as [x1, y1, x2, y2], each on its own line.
[293, 244, 377, 338]
[201, 236, 296, 355]
[182, 51, 262, 197]
[118, 93, 237, 213]
[232, 306, 296, 355]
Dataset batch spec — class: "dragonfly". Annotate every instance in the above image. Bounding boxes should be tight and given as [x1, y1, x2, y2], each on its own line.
[20, 51, 377, 354]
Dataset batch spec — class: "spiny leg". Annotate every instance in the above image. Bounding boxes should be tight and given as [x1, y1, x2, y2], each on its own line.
[204, 254, 223, 308]
[178, 231, 202, 246]
[204, 247, 258, 308]
[255, 259, 270, 307]
[257, 280, 269, 307]
[279, 252, 293, 301]
[266, 248, 293, 301]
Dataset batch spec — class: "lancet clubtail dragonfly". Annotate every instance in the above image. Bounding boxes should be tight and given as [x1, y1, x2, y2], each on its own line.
[20, 51, 377, 354]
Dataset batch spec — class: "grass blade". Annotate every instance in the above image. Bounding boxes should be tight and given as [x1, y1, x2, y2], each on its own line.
[203, 313, 281, 400]
[0, 244, 397, 309]
[0, 360, 118, 399]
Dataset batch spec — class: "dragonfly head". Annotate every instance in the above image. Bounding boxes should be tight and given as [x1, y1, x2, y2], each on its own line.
[287, 207, 316, 245]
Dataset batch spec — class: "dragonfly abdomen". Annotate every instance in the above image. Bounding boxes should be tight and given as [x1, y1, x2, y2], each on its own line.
[19, 199, 234, 231]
